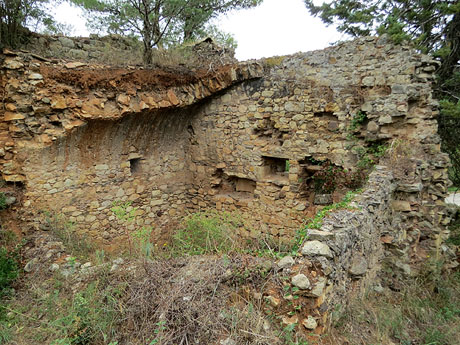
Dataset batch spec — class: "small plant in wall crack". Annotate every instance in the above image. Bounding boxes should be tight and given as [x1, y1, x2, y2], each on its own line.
[111, 201, 137, 222]
[348, 110, 367, 135]
[344, 110, 389, 184]
[293, 190, 361, 252]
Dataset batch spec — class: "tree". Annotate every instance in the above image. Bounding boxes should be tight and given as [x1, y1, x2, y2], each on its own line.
[71, 0, 262, 64]
[305, 0, 460, 185]
[0, 0, 60, 48]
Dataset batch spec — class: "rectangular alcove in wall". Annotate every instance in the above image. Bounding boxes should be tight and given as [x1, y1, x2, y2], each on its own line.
[129, 158, 141, 175]
[234, 177, 256, 193]
[261, 156, 289, 179]
[213, 169, 256, 197]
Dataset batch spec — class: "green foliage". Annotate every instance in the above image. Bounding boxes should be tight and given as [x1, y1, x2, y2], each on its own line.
[447, 211, 460, 246]
[277, 322, 309, 345]
[0, 0, 64, 48]
[348, 110, 367, 133]
[305, 0, 460, 185]
[294, 190, 359, 251]
[0, 305, 13, 344]
[0, 194, 6, 211]
[71, 0, 262, 64]
[172, 211, 241, 255]
[344, 111, 388, 183]
[111, 201, 136, 222]
[0, 247, 19, 296]
[439, 99, 460, 185]
[285, 160, 291, 172]
[131, 227, 155, 258]
[311, 110, 386, 193]
[45, 212, 94, 260]
[44, 280, 121, 345]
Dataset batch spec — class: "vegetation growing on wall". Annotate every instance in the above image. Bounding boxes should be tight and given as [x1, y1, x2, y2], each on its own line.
[305, 0, 460, 185]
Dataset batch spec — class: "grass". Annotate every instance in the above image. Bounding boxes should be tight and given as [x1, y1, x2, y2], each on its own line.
[293, 190, 360, 251]
[170, 210, 242, 256]
[2, 207, 458, 345]
[326, 263, 460, 345]
[0, 194, 6, 211]
[447, 212, 460, 246]
[3, 269, 124, 345]
[44, 212, 94, 260]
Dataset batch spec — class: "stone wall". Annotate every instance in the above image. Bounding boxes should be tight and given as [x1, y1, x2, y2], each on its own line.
[24, 34, 143, 64]
[0, 49, 262, 246]
[0, 36, 451, 259]
[264, 167, 397, 332]
[187, 35, 451, 255]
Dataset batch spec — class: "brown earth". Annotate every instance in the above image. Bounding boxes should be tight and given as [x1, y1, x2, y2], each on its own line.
[40, 63, 234, 92]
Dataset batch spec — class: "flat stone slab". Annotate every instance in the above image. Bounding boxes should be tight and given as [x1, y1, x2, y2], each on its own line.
[445, 193, 460, 206]
[301, 240, 333, 258]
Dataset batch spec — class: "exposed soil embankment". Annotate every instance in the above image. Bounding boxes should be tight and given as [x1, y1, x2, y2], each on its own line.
[40, 63, 235, 92]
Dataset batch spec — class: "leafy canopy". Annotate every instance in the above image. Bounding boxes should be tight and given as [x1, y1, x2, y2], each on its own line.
[71, 0, 262, 64]
[0, 0, 65, 48]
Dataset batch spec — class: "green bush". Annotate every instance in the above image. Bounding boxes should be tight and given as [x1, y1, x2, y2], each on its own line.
[172, 211, 241, 255]
[48, 281, 121, 345]
[0, 247, 19, 295]
[0, 194, 6, 210]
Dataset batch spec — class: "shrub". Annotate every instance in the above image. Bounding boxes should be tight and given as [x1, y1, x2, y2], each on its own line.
[45, 212, 93, 260]
[0, 194, 6, 210]
[172, 211, 242, 255]
[0, 247, 19, 295]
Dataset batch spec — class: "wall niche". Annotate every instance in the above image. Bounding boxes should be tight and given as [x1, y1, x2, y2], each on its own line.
[261, 156, 289, 178]
[213, 169, 256, 198]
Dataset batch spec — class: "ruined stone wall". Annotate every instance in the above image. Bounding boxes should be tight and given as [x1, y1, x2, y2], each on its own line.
[188, 36, 451, 254]
[0, 50, 262, 246]
[23, 34, 143, 64]
[1, 36, 456, 334]
[0, 36, 451, 258]
[22, 110, 194, 243]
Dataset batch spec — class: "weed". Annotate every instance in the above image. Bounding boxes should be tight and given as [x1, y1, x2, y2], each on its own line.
[111, 201, 137, 222]
[0, 306, 13, 345]
[45, 212, 94, 260]
[131, 226, 155, 259]
[171, 211, 241, 255]
[95, 249, 106, 265]
[327, 265, 460, 345]
[0, 194, 6, 210]
[147, 320, 167, 344]
[285, 160, 291, 172]
[278, 323, 309, 345]
[447, 212, 460, 246]
[0, 247, 19, 296]
[0, 230, 16, 247]
[294, 190, 360, 251]
[27, 278, 123, 345]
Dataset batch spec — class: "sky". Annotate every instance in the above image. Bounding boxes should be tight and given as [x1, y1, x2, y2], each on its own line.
[54, 0, 345, 61]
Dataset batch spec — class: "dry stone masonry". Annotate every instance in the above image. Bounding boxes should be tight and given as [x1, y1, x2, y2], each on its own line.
[0, 35, 454, 329]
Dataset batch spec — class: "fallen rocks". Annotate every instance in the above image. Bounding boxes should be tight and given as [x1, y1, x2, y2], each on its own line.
[277, 255, 295, 269]
[301, 241, 333, 258]
[291, 274, 311, 290]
